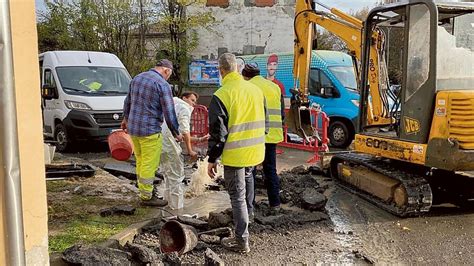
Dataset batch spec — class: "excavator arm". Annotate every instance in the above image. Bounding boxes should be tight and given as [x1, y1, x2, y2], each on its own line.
[290, 0, 392, 134]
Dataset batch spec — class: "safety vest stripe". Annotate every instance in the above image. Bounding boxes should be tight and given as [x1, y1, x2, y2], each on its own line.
[228, 120, 265, 134]
[224, 136, 265, 150]
[267, 108, 281, 115]
[138, 177, 154, 185]
[269, 121, 283, 128]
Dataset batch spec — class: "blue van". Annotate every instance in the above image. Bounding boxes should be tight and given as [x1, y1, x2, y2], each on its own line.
[240, 51, 359, 148]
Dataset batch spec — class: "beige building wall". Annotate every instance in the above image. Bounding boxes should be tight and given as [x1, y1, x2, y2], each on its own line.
[0, 0, 49, 264]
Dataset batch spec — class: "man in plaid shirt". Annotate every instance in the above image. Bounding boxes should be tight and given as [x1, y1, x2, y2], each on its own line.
[121, 59, 182, 206]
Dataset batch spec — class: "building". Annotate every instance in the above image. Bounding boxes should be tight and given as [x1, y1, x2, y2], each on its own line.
[189, 0, 296, 59]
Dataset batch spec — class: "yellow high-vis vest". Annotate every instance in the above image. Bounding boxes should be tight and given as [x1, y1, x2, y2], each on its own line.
[250, 76, 284, 144]
[214, 72, 266, 167]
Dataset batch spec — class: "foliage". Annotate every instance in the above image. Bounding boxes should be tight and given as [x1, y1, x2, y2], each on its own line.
[154, 0, 216, 87]
[36, 0, 215, 78]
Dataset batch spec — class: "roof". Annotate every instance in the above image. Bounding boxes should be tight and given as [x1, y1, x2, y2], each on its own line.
[39, 51, 125, 68]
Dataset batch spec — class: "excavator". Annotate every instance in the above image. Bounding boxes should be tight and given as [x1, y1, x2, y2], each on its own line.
[289, 0, 474, 216]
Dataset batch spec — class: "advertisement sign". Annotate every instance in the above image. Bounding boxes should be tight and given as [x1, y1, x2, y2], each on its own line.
[189, 60, 220, 85]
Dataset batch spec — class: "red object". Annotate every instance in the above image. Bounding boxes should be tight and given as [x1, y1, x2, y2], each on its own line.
[278, 108, 330, 164]
[191, 104, 209, 137]
[255, 0, 276, 7]
[108, 130, 134, 161]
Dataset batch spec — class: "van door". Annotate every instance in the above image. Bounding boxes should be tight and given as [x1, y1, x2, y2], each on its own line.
[307, 68, 340, 108]
[42, 68, 58, 137]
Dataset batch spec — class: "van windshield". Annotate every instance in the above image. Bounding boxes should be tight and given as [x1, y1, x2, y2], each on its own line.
[56, 66, 131, 95]
[328, 66, 358, 91]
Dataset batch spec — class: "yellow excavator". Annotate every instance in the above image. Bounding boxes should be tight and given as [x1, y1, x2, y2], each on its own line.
[290, 0, 474, 216]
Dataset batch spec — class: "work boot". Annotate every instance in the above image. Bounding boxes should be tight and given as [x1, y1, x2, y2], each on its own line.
[268, 205, 281, 216]
[248, 212, 255, 224]
[221, 237, 250, 253]
[140, 195, 168, 207]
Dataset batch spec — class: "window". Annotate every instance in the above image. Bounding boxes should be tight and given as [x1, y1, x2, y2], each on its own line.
[308, 68, 336, 96]
[405, 4, 430, 101]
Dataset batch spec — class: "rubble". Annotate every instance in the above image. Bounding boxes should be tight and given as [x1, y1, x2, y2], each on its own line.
[204, 248, 225, 266]
[195, 241, 211, 251]
[208, 210, 233, 229]
[99, 205, 136, 217]
[278, 166, 328, 210]
[199, 234, 221, 244]
[301, 188, 327, 211]
[163, 251, 182, 265]
[62, 245, 132, 265]
[125, 243, 160, 264]
[178, 215, 209, 230]
[198, 227, 232, 238]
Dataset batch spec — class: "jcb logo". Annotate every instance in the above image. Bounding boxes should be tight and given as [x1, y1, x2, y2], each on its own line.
[404, 117, 420, 134]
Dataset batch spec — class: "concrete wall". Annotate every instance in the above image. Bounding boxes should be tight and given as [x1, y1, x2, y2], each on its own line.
[189, 0, 296, 59]
[0, 0, 49, 264]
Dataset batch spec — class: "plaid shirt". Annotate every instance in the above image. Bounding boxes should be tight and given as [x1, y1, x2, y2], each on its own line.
[123, 69, 180, 137]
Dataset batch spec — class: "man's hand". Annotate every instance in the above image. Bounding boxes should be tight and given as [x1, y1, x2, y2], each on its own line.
[208, 162, 218, 178]
[175, 134, 183, 142]
[120, 119, 127, 133]
[201, 134, 210, 142]
[189, 150, 198, 161]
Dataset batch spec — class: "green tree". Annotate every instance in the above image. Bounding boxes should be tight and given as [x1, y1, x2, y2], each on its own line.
[37, 2, 75, 51]
[37, 0, 156, 76]
[154, 0, 216, 87]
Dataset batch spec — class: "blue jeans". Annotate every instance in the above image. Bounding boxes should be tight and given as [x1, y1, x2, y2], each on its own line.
[223, 166, 254, 243]
[263, 143, 281, 207]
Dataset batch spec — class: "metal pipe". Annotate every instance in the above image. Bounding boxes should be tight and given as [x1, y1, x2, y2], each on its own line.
[0, 0, 26, 265]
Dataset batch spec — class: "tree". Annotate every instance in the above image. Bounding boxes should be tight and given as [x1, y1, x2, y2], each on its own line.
[37, 2, 75, 51]
[37, 0, 156, 76]
[154, 0, 216, 87]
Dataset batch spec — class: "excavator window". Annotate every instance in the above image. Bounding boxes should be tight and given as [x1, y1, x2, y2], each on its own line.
[405, 4, 431, 102]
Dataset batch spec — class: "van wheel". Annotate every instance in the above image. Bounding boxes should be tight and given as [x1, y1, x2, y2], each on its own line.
[329, 121, 352, 149]
[54, 124, 71, 152]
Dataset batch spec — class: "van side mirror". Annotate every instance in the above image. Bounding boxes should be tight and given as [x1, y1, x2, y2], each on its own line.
[41, 84, 57, 100]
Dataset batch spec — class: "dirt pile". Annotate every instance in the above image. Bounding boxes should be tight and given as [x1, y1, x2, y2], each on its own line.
[278, 165, 328, 210]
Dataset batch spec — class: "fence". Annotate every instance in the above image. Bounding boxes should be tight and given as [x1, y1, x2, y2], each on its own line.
[190, 105, 329, 164]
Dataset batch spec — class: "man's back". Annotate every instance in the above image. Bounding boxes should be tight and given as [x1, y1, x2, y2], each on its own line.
[125, 69, 171, 136]
[214, 71, 266, 167]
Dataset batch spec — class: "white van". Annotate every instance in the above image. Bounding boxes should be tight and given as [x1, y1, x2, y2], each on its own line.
[40, 51, 131, 152]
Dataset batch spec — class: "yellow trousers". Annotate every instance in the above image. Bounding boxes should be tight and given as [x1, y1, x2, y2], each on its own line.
[131, 133, 162, 200]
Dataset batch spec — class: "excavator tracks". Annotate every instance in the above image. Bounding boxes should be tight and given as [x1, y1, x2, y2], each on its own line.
[330, 153, 433, 217]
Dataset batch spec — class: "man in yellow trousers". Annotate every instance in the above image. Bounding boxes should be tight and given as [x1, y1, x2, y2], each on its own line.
[122, 59, 182, 206]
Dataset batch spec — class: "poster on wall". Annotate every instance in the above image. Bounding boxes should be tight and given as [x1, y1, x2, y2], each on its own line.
[188, 60, 220, 85]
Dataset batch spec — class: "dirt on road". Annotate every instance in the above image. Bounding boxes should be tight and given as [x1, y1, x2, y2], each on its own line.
[53, 145, 474, 264]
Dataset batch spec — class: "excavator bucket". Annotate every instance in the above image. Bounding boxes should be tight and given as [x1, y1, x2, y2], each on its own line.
[285, 95, 317, 142]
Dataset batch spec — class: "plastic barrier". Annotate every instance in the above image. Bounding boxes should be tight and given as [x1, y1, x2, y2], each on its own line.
[278, 108, 330, 163]
[189, 105, 329, 164]
[191, 104, 209, 137]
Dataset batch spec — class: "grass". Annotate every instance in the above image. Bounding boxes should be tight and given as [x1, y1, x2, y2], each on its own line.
[48, 207, 149, 252]
[46, 179, 154, 253]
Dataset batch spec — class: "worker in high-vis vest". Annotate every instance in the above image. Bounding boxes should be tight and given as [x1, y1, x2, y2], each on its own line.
[242, 63, 284, 214]
[208, 53, 267, 254]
